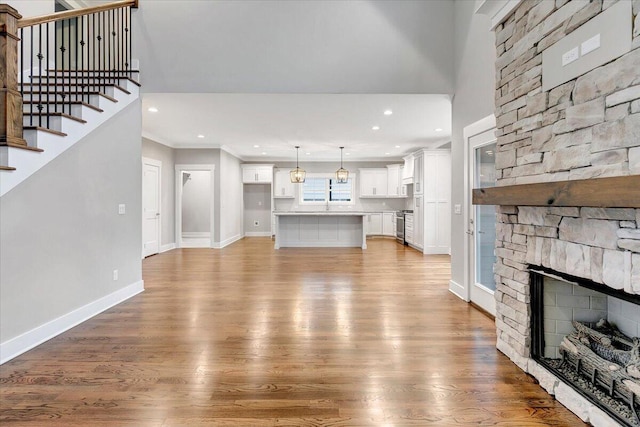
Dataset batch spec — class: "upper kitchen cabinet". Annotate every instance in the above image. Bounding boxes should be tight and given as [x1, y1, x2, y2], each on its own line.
[273, 169, 295, 198]
[413, 152, 424, 195]
[402, 154, 414, 185]
[242, 164, 273, 184]
[359, 168, 388, 198]
[386, 164, 406, 198]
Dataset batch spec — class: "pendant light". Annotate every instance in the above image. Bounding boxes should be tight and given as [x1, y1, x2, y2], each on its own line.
[290, 146, 306, 183]
[335, 146, 349, 183]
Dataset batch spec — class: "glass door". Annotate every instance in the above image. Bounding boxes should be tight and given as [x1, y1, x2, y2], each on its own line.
[469, 135, 497, 315]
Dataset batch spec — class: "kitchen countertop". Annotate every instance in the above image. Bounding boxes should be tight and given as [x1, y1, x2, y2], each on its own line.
[273, 211, 368, 216]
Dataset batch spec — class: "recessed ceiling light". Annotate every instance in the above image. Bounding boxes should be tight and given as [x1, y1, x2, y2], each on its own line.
[384, 110, 393, 116]
[306, 152, 311, 155]
[372, 126, 380, 131]
[148, 107, 158, 113]
[253, 144, 260, 148]
[261, 152, 267, 155]
[434, 128, 443, 132]
[345, 152, 350, 156]
[395, 145, 400, 148]
[385, 152, 390, 155]
[197, 134, 205, 139]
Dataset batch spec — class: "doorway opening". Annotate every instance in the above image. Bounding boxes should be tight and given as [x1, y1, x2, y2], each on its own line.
[175, 165, 215, 248]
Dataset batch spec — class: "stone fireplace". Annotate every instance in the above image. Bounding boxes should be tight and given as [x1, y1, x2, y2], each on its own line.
[484, 0, 640, 426]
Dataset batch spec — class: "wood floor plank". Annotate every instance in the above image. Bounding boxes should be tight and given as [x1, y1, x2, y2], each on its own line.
[0, 238, 586, 426]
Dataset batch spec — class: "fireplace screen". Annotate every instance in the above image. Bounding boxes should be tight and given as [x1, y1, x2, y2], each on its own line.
[530, 270, 640, 427]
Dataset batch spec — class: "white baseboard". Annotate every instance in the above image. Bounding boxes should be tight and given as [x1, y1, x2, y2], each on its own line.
[213, 234, 243, 249]
[449, 279, 468, 301]
[245, 232, 271, 237]
[182, 232, 210, 238]
[0, 280, 144, 365]
[160, 243, 176, 253]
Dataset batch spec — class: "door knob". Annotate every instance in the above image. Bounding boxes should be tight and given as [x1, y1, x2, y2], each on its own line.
[466, 230, 474, 235]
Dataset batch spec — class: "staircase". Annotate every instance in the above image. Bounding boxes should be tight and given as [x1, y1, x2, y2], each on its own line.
[0, 1, 140, 197]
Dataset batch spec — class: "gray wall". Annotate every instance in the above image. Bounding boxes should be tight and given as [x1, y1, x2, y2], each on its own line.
[450, 0, 496, 289]
[142, 137, 175, 246]
[135, 0, 455, 94]
[181, 170, 211, 233]
[0, 100, 143, 341]
[219, 150, 243, 242]
[243, 184, 272, 234]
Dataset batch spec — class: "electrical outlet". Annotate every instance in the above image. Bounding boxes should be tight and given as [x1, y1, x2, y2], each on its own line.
[118, 204, 126, 215]
[561, 46, 579, 66]
[113, 270, 118, 281]
[254, 221, 259, 227]
[454, 204, 462, 215]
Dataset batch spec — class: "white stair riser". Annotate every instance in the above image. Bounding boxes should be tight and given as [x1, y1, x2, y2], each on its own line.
[23, 93, 101, 106]
[24, 104, 84, 117]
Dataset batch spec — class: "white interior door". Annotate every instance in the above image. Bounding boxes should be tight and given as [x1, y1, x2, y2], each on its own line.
[142, 158, 161, 257]
[468, 130, 497, 316]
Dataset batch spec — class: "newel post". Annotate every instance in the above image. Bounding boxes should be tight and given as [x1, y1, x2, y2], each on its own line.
[0, 4, 26, 147]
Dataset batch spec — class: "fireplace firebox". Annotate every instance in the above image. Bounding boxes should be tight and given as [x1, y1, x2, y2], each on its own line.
[530, 267, 640, 427]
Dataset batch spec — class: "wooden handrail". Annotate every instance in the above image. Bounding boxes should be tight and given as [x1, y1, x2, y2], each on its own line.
[18, 0, 137, 28]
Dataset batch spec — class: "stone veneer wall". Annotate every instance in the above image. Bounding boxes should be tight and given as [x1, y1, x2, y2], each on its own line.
[491, 1, 640, 424]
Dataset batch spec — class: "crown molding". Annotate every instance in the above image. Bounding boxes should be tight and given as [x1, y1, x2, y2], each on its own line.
[475, 0, 522, 31]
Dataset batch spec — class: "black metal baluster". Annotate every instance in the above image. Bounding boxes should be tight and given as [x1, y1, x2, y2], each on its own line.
[92, 13, 96, 95]
[20, 28, 23, 123]
[54, 19, 58, 115]
[80, 15, 85, 103]
[30, 26, 33, 126]
[100, 11, 104, 93]
[108, 9, 112, 86]
[120, 8, 123, 78]
[46, 22, 50, 128]
[128, 6, 131, 79]
[61, 19, 66, 116]
[67, 17, 71, 115]
[75, 16, 78, 105]
[38, 24, 43, 127]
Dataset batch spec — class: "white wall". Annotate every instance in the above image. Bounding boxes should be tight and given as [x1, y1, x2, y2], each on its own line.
[219, 150, 243, 243]
[181, 170, 211, 233]
[450, 0, 496, 291]
[243, 184, 271, 234]
[0, 100, 143, 343]
[5, 0, 54, 18]
[134, 0, 455, 94]
[142, 138, 175, 246]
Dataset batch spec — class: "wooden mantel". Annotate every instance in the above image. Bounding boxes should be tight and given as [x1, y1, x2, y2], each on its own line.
[472, 175, 640, 208]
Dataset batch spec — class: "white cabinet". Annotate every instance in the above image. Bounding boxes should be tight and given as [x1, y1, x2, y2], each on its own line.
[273, 169, 295, 198]
[386, 164, 406, 198]
[402, 154, 414, 184]
[242, 164, 273, 184]
[413, 153, 424, 195]
[359, 169, 388, 197]
[422, 150, 451, 254]
[412, 195, 424, 250]
[365, 213, 383, 235]
[405, 213, 414, 245]
[382, 212, 395, 236]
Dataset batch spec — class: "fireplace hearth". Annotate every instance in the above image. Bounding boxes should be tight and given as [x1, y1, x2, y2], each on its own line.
[530, 268, 640, 427]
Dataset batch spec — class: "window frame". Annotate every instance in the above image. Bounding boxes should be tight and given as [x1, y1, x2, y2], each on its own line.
[298, 173, 355, 206]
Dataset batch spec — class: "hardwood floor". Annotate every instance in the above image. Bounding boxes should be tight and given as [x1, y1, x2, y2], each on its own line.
[0, 238, 586, 426]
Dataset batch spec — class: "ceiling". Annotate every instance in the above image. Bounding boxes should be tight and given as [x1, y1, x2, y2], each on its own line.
[142, 93, 452, 162]
[135, 1, 456, 162]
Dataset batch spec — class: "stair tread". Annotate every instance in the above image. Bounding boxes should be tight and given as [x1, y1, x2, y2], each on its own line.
[22, 90, 119, 103]
[24, 112, 87, 124]
[21, 82, 131, 95]
[47, 69, 140, 74]
[0, 166, 16, 171]
[23, 100, 104, 113]
[23, 126, 68, 137]
[30, 75, 141, 87]
[0, 142, 44, 152]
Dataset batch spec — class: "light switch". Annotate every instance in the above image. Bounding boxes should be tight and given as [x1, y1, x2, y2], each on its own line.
[118, 204, 126, 215]
[454, 204, 461, 215]
[561, 46, 579, 66]
[581, 33, 600, 56]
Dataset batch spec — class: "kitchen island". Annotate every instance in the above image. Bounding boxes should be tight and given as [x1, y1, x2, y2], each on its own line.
[273, 212, 367, 249]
